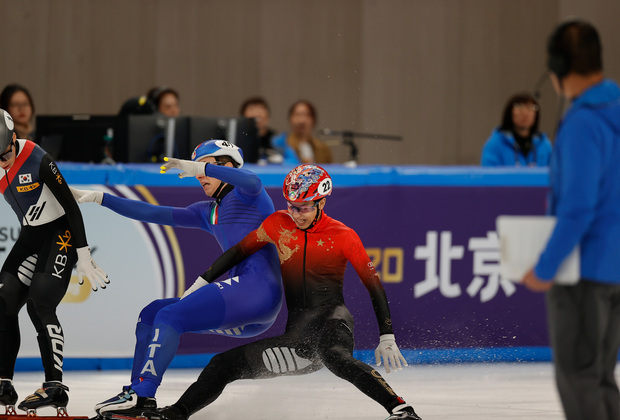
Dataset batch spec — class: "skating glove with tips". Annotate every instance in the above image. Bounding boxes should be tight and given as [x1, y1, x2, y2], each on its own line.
[70, 187, 103, 205]
[160, 157, 207, 178]
[76, 246, 110, 291]
[375, 334, 408, 373]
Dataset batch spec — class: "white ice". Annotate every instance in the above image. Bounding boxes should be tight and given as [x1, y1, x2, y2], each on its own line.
[8, 362, 566, 420]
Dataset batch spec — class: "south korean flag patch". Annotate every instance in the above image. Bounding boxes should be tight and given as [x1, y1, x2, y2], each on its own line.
[19, 174, 32, 184]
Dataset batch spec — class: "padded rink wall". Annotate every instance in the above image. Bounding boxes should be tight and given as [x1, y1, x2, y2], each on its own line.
[2, 164, 554, 371]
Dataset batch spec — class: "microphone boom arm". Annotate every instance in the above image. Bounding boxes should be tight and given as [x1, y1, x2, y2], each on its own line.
[320, 129, 402, 163]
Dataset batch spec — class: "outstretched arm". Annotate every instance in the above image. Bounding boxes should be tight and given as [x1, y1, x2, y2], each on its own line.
[344, 229, 408, 373]
[41, 158, 109, 291]
[71, 187, 207, 229]
[161, 158, 263, 197]
[205, 164, 263, 197]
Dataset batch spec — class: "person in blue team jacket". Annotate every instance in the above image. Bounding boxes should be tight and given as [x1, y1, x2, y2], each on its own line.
[521, 20, 620, 420]
[481, 92, 552, 166]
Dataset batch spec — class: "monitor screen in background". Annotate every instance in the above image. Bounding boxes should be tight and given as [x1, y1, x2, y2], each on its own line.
[188, 117, 259, 164]
[123, 115, 190, 163]
[35, 115, 119, 163]
[35, 115, 259, 164]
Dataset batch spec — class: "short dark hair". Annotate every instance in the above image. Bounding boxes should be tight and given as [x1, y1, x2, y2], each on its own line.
[0, 84, 35, 116]
[547, 20, 602, 78]
[288, 100, 317, 125]
[499, 92, 540, 134]
[147, 86, 180, 108]
[239, 96, 270, 116]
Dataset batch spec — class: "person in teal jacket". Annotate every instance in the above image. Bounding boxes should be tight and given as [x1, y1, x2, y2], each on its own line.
[481, 92, 552, 166]
[522, 20, 620, 420]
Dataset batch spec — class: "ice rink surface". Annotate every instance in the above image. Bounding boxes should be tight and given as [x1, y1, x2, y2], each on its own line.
[9, 362, 566, 420]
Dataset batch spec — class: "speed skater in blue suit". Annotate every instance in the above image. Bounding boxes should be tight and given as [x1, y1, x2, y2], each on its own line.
[70, 140, 282, 416]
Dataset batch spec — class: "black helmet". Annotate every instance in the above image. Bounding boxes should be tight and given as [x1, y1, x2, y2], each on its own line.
[0, 109, 15, 152]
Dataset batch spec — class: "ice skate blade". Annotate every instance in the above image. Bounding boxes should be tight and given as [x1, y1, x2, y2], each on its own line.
[0, 416, 88, 420]
[102, 414, 147, 420]
[2, 407, 17, 417]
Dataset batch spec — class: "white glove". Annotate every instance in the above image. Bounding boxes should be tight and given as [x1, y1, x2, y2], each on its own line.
[160, 157, 206, 178]
[375, 334, 408, 373]
[181, 276, 208, 299]
[76, 246, 110, 291]
[70, 187, 103, 205]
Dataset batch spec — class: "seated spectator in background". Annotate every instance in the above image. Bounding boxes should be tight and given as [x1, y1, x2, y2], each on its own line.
[239, 96, 282, 164]
[1, 84, 36, 140]
[481, 92, 552, 166]
[118, 95, 156, 116]
[147, 86, 181, 118]
[272, 99, 333, 164]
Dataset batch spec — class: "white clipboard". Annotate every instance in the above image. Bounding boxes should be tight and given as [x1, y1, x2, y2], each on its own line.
[496, 215, 580, 285]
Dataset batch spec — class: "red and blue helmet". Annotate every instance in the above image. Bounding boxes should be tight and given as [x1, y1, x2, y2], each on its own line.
[1, 109, 15, 152]
[191, 140, 244, 168]
[283, 164, 333, 203]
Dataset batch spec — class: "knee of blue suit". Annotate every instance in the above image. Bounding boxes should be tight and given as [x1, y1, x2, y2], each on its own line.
[137, 298, 179, 327]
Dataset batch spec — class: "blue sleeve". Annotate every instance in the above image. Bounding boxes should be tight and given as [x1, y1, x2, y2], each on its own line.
[204, 165, 262, 197]
[172, 202, 213, 233]
[480, 132, 502, 166]
[535, 112, 602, 280]
[102, 193, 208, 230]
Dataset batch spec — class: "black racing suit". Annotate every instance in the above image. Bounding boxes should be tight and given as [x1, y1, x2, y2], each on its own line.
[169, 210, 408, 417]
[0, 140, 88, 382]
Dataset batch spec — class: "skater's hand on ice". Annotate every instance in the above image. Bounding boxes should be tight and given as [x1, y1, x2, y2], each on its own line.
[181, 276, 208, 299]
[76, 246, 110, 291]
[160, 157, 206, 178]
[70, 187, 103, 205]
[375, 334, 408, 373]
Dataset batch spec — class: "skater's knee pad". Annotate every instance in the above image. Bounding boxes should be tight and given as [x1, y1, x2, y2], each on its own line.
[138, 298, 177, 327]
[152, 304, 187, 333]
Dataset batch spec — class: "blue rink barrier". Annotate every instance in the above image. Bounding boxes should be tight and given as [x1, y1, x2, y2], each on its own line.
[58, 163, 550, 187]
[14, 347, 554, 372]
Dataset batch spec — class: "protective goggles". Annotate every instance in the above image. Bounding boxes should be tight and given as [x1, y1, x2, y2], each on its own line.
[286, 201, 318, 214]
[0, 143, 14, 162]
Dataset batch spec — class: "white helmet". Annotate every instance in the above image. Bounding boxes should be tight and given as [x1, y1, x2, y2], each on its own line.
[190, 140, 244, 168]
[0, 109, 15, 152]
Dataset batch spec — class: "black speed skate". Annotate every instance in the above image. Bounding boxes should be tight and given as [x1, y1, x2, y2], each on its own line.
[385, 404, 422, 420]
[0, 379, 18, 415]
[103, 405, 187, 420]
[18, 381, 69, 416]
[101, 397, 157, 420]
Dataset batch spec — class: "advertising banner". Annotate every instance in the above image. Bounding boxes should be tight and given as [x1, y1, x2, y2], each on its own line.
[1, 181, 550, 358]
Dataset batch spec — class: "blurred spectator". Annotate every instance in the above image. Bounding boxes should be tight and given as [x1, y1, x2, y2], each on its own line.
[239, 96, 282, 164]
[272, 100, 333, 164]
[147, 86, 180, 118]
[481, 92, 552, 166]
[1, 84, 35, 140]
[118, 95, 156, 116]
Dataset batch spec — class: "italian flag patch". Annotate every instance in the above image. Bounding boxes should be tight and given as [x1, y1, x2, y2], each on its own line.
[210, 203, 219, 225]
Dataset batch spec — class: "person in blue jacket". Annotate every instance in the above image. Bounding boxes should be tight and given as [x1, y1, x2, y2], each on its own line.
[271, 100, 332, 165]
[70, 140, 282, 416]
[481, 92, 552, 166]
[521, 20, 620, 420]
